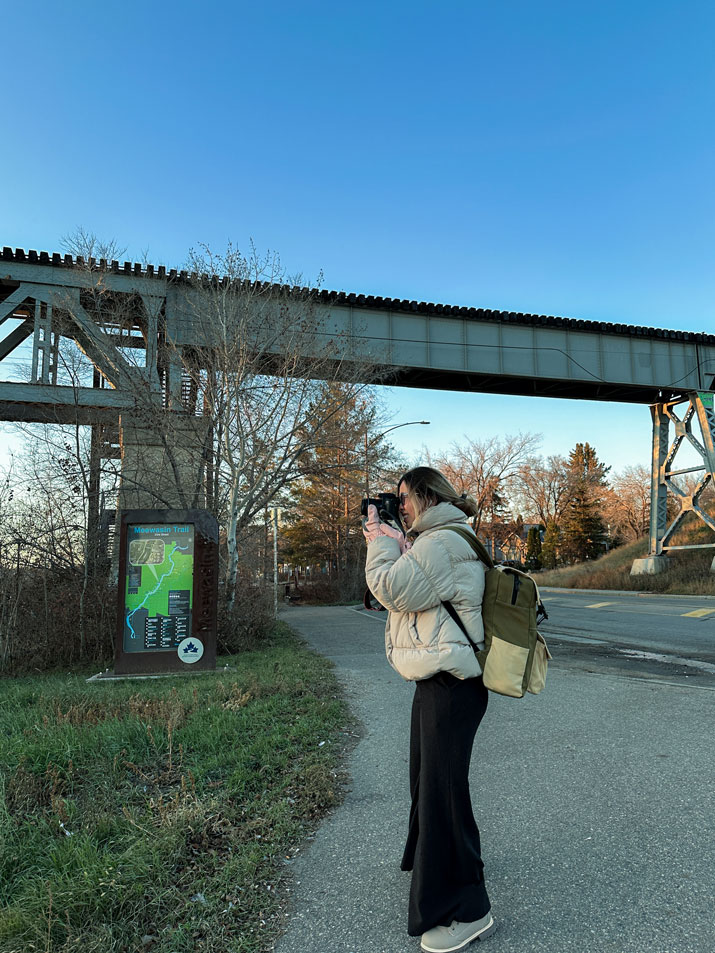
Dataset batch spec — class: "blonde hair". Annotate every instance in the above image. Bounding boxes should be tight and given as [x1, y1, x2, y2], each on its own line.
[397, 466, 478, 519]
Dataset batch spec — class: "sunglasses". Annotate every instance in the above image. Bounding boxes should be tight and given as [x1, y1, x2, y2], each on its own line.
[399, 493, 409, 505]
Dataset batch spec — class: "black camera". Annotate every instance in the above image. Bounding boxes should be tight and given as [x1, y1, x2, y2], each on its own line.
[360, 492, 403, 532]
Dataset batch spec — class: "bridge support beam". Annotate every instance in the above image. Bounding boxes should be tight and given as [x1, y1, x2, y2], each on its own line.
[631, 391, 715, 575]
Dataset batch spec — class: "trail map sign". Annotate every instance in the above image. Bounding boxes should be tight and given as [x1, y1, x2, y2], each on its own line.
[115, 510, 218, 675]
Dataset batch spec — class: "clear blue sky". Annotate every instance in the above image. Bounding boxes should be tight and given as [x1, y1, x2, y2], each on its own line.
[3, 0, 715, 473]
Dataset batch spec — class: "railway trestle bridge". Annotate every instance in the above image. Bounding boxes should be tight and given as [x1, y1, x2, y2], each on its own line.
[2, 245, 715, 575]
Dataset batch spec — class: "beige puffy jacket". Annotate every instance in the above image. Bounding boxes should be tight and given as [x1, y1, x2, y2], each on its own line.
[365, 502, 486, 681]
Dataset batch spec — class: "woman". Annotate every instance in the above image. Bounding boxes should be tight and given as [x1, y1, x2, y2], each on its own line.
[363, 466, 495, 953]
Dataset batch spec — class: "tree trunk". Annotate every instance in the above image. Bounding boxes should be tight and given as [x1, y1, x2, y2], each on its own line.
[225, 481, 241, 611]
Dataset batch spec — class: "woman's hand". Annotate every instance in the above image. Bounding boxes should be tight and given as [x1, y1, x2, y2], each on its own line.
[362, 504, 382, 543]
[362, 505, 412, 554]
[380, 520, 412, 554]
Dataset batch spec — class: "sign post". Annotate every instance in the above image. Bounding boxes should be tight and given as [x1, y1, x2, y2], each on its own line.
[114, 509, 218, 675]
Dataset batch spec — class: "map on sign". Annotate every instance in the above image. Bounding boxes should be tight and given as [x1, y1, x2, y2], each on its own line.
[123, 524, 195, 652]
[129, 538, 165, 565]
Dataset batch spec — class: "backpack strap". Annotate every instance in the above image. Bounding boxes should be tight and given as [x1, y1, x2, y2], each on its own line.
[439, 525, 490, 665]
[441, 524, 495, 569]
[441, 524, 548, 623]
[442, 598, 478, 647]
[363, 587, 385, 611]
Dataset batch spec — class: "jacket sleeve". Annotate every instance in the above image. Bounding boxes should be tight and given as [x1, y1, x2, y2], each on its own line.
[365, 536, 442, 613]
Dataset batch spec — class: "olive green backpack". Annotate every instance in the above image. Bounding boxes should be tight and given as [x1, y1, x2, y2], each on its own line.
[442, 525, 551, 698]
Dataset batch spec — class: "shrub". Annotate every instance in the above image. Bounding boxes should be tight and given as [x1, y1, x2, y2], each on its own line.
[216, 585, 275, 654]
[0, 569, 115, 675]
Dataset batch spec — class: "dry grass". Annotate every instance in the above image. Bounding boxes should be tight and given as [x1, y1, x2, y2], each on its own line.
[535, 535, 715, 595]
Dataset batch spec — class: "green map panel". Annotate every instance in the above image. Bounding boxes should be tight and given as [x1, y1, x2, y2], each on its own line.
[124, 524, 195, 651]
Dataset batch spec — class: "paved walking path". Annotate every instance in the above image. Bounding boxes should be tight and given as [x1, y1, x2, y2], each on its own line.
[273, 605, 714, 953]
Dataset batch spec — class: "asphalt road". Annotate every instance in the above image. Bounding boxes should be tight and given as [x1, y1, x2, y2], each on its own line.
[538, 587, 715, 688]
[272, 599, 715, 953]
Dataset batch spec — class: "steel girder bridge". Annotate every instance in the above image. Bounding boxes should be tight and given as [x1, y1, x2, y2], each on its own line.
[2, 245, 715, 574]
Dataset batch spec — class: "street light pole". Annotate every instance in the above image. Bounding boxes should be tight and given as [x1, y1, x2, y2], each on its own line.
[364, 420, 430, 497]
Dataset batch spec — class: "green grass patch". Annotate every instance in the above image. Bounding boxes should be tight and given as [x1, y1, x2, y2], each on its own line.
[0, 622, 357, 953]
[535, 537, 715, 595]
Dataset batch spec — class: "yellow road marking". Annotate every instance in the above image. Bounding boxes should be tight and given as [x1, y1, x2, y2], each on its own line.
[585, 602, 615, 608]
[681, 608, 715, 618]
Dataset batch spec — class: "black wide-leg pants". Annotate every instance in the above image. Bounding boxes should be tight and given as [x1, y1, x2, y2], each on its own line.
[401, 671, 490, 936]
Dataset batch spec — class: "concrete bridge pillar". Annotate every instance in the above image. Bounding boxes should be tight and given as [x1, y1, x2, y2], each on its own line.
[118, 413, 210, 511]
[630, 554, 671, 575]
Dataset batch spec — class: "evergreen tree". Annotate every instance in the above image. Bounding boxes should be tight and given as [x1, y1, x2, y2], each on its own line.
[560, 443, 610, 562]
[282, 385, 395, 596]
[541, 520, 560, 569]
[525, 526, 542, 570]
[482, 478, 511, 558]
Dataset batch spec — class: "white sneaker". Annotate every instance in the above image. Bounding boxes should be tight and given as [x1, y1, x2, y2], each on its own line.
[420, 912, 496, 952]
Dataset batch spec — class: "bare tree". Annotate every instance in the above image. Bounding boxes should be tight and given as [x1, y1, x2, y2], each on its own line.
[2, 422, 120, 655]
[602, 465, 651, 543]
[60, 226, 128, 265]
[174, 244, 381, 607]
[0, 464, 18, 669]
[433, 432, 542, 533]
[513, 454, 571, 526]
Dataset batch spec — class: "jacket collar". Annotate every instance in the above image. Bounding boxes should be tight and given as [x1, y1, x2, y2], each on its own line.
[410, 501, 470, 536]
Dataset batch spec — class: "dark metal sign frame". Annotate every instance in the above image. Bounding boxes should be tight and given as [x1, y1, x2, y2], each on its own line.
[114, 509, 218, 675]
